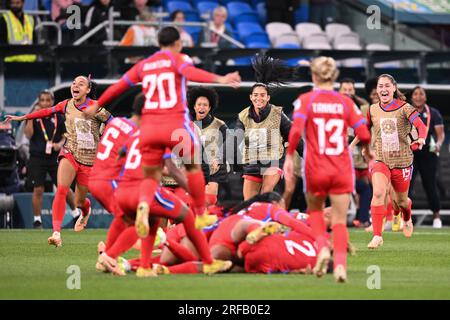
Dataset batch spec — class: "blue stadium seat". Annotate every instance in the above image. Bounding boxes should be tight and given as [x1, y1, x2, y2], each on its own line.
[166, 1, 194, 14]
[236, 22, 265, 42]
[250, 0, 264, 6]
[80, 0, 93, 5]
[294, 4, 310, 25]
[276, 43, 301, 49]
[225, 22, 235, 33]
[192, 0, 219, 5]
[220, 0, 248, 5]
[233, 12, 260, 24]
[247, 42, 271, 48]
[227, 2, 254, 22]
[233, 56, 253, 65]
[184, 11, 201, 21]
[256, 2, 266, 24]
[24, 0, 38, 10]
[197, 1, 219, 18]
[243, 31, 269, 45]
[42, 0, 51, 11]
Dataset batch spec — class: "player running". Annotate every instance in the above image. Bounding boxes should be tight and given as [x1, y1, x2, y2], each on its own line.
[83, 26, 241, 237]
[5, 76, 112, 247]
[284, 57, 371, 282]
[353, 74, 427, 249]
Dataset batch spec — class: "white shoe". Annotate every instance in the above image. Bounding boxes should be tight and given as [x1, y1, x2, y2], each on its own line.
[403, 220, 414, 238]
[367, 235, 383, 249]
[48, 231, 62, 247]
[433, 218, 442, 229]
[334, 265, 347, 283]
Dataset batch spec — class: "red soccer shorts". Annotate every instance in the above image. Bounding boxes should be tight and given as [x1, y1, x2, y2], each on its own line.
[208, 214, 243, 256]
[370, 161, 413, 193]
[58, 148, 91, 186]
[88, 179, 122, 216]
[115, 182, 186, 221]
[139, 115, 199, 167]
[166, 223, 187, 243]
[304, 170, 353, 196]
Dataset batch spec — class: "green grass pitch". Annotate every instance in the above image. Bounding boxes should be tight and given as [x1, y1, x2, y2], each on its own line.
[0, 228, 449, 299]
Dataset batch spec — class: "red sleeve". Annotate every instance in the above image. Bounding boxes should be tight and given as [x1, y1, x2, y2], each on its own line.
[180, 65, 217, 83]
[411, 114, 427, 139]
[287, 96, 306, 156]
[238, 241, 252, 257]
[25, 101, 65, 120]
[98, 62, 142, 108]
[366, 106, 372, 129]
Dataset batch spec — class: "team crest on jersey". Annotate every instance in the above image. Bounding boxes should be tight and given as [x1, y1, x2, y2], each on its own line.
[380, 118, 399, 152]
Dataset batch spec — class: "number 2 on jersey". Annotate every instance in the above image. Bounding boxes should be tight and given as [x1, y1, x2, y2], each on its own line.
[142, 73, 177, 110]
[284, 240, 316, 257]
[97, 127, 120, 160]
[313, 118, 344, 155]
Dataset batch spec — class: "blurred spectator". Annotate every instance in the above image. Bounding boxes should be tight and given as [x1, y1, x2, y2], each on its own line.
[170, 10, 193, 48]
[408, 86, 446, 229]
[23, 91, 74, 228]
[266, 0, 299, 27]
[119, 10, 157, 62]
[0, 115, 22, 194]
[0, 0, 37, 62]
[198, 6, 233, 48]
[309, 0, 336, 28]
[365, 77, 379, 105]
[84, 0, 112, 44]
[119, 0, 149, 21]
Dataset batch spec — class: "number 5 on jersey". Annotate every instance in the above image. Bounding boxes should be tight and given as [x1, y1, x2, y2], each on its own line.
[143, 73, 177, 110]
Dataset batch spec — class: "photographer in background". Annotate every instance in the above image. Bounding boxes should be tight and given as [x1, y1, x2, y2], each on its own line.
[24, 90, 78, 228]
[408, 86, 446, 229]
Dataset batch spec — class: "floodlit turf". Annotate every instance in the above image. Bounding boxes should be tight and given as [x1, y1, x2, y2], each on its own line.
[0, 228, 449, 300]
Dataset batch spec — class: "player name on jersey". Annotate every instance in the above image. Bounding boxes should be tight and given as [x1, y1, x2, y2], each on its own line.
[110, 117, 135, 135]
[143, 59, 172, 71]
[312, 102, 344, 115]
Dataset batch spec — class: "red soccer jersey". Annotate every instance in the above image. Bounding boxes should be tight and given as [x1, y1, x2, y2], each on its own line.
[291, 89, 368, 177]
[240, 202, 283, 222]
[120, 50, 216, 117]
[240, 231, 317, 274]
[90, 117, 138, 181]
[118, 131, 144, 182]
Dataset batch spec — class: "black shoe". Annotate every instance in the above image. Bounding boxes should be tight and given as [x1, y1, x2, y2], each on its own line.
[33, 220, 42, 229]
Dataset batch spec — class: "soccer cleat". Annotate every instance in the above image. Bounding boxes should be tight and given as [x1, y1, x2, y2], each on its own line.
[313, 247, 331, 278]
[48, 231, 62, 247]
[433, 218, 442, 229]
[136, 267, 158, 278]
[153, 264, 170, 275]
[97, 241, 106, 255]
[74, 201, 92, 232]
[367, 235, 384, 249]
[203, 259, 233, 275]
[334, 265, 347, 283]
[154, 227, 167, 248]
[403, 219, 414, 238]
[117, 256, 131, 274]
[135, 201, 150, 238]
[392, 213, 402, 232]
[195, 213, 218, 230]
[246, 222, 285, 244]
[97, 252, 125, 276]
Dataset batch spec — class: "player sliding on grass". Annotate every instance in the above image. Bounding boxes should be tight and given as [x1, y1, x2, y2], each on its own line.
[83, 26, 241, 236]
[4, 76, 112, 247]
[284, 57, 371, 282]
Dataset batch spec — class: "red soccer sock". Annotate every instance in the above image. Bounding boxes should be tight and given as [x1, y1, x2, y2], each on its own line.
[182, 210, 213, 264]
[186, 170, 206, 215]
[402, 199, 412, 222]
[332, 224, 348, 269]
[79, 198, 91, 217]
[105, 217, 127, 251]
[166, 239, 198, 262]
[371, 205, 385, 237]
[168, 261, 200, 274]
[309, 210, 328, 250]
[128, 258, 141, 272]
[273, 211, 315, 240]
[52, 185, 69, 232]
[206, 193, 218, 206]
[107, 226, 138, 259]
[385, 201, 393, 221]
[139, 178, 158, 205]
[140, 220, 160, 269]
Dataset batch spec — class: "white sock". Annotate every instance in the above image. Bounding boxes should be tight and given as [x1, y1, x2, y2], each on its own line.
[34, 216, 41, 222]
[71, 208, 80, 218]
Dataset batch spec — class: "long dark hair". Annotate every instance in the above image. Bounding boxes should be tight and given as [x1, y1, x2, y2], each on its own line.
[229, 192, 283, 215]
[187, 86, 219, 119]
[251, 54, 298, 95]
[377, 74, 406, 101]
[80, 75, 97, 100]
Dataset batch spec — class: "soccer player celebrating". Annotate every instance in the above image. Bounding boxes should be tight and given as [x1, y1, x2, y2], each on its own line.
[283, 57, 371, 282]
[83, 26, 241, 237]
[5, 76, 112, 247]
[362, 75, 427, 249]
[189, 86, 229, 206]
[235, 55, 302, 200]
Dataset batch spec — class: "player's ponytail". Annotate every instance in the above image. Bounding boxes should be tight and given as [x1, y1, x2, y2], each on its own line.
[229, 192, 283, 215]
[251, 54, 298, 95]
[378, 74, 406, 101]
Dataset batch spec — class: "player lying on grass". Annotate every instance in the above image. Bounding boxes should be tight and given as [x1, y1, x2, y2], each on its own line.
[96, 131, 232, 277]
